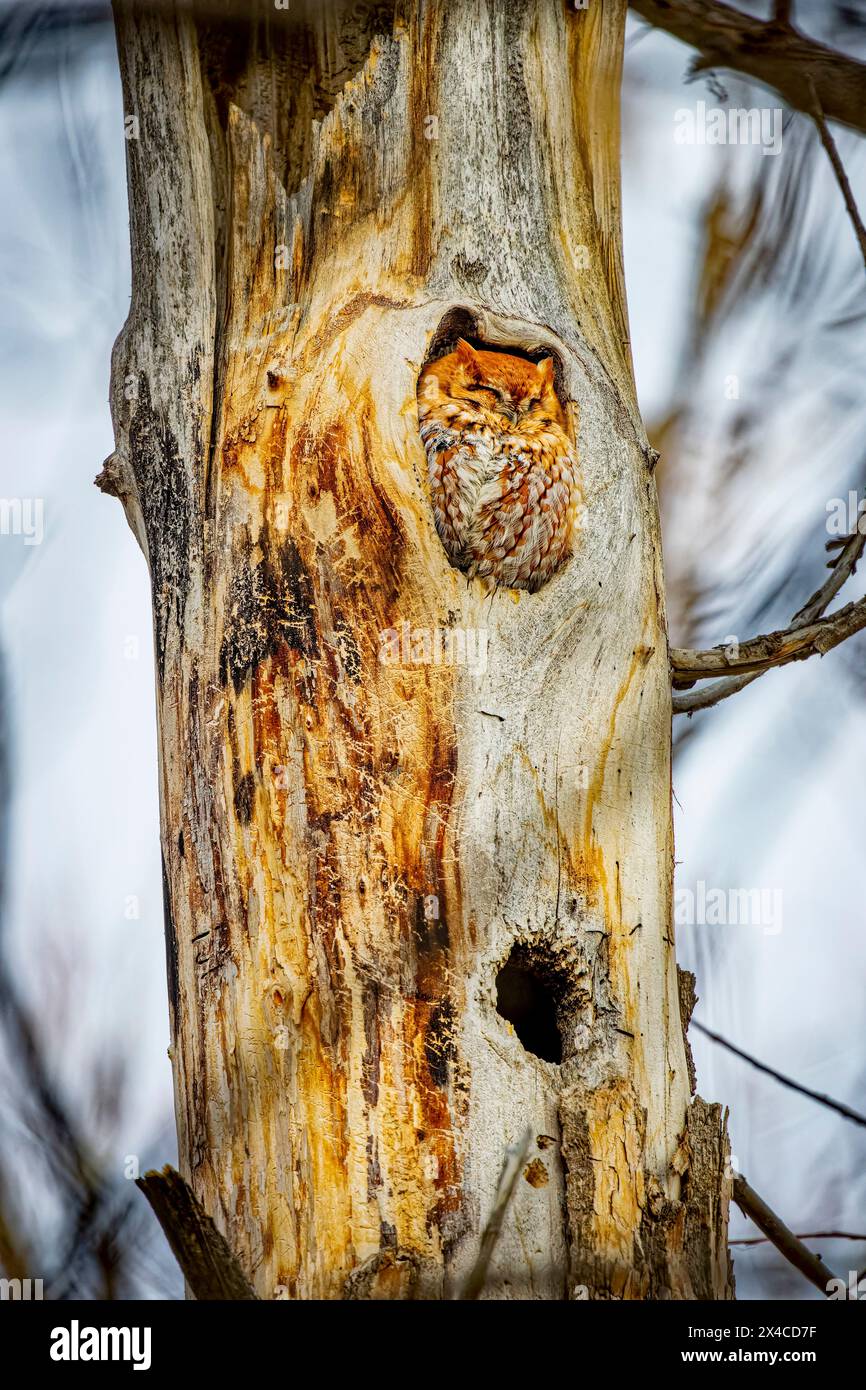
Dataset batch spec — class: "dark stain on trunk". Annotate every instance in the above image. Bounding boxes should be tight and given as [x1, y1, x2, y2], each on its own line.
[424, 997, 455, 1089]
[219, 535, 319, 693]
[366, 1134, 382, 1202]
[414, 891, 448, 955]
[333, 613, 362, 683]
[161, 850, 180, 1032]
[129, 375, 196, 682]
[234, 770, 256, 825]
[361, 979, 381, 1108]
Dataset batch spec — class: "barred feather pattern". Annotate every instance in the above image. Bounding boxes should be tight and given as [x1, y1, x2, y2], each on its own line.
[417, 342, 581, 593]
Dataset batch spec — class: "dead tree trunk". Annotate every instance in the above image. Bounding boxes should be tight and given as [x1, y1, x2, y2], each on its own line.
[103, 0, 733, 1299]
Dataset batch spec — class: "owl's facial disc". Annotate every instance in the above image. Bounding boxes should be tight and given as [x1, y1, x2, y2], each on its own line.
[444, 340, 565, 429]
[461, 380, 517, 423]
[494, 393, 519, 424]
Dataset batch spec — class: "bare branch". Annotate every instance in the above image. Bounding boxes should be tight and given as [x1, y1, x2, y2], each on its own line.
[731, 1230, 866, 1246]
[806, 77, 866, 275]
[673, 525, 866, 712]
[136, 1166, 258, 1300]
[672, 670, 761, 715]
[793, 526, 866, 627]
[733, 1174, 850, 1296]
[629, 0, 866, 137]
[461, 1129, 532, 1300]
[671, 592, 866, 683]
[692, 1019, 866, 1129]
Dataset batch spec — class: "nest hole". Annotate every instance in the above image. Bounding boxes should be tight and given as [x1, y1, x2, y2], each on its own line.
[495, 948, 564, 1064]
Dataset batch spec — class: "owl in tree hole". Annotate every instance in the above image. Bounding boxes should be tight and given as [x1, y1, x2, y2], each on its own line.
[417, 339, 581, 592]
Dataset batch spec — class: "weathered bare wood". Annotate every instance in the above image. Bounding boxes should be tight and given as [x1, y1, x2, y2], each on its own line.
[108, 0, 732, 1299]
[136, 1166, 258, 1299]
[671, 593, 866, 684]
[677, 966, 697, 1097]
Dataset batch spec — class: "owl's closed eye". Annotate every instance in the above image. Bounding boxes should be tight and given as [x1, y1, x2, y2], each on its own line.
[417, 338, 581, 593]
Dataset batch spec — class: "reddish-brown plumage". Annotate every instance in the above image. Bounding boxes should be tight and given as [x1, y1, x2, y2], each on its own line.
[417, 340, 581, 592]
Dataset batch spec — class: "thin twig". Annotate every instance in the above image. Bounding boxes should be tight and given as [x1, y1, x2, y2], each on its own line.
[733, 1174, 850, 1297]
[807, 76, 866, 275]
[693, 1019, 866, 1129]
[672, 670, 761, 715]
[136, 1165, 258, 1300]
[673, 524, 866, 713]
[731, 1230, 866, 1246]
[793, 526, 866, 627]
[460, 1129, 532, 1300]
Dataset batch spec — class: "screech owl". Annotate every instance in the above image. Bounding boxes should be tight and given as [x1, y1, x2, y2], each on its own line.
[417, 339, 581, 592]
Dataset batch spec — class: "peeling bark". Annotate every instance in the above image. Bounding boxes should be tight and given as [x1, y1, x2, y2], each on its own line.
[109, 0, 733, 1299]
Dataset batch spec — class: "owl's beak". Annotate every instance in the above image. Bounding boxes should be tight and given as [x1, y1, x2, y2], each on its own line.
[501, 404, 518, 423]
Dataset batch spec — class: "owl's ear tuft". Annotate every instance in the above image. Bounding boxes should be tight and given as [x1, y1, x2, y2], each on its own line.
[536, 356, 555, 387]
[455, 338, 480, 377]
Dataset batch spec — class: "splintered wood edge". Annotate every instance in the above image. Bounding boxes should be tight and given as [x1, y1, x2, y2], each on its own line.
[136, 1165, 259, 1300]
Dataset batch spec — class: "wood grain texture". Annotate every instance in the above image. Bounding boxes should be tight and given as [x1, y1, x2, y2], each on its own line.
[109, 0, 732, 1299]
[136, 1166, 259, 1299]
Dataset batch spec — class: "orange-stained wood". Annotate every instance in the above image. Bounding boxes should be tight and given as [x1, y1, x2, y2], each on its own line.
[108, 0, 732, 1300]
